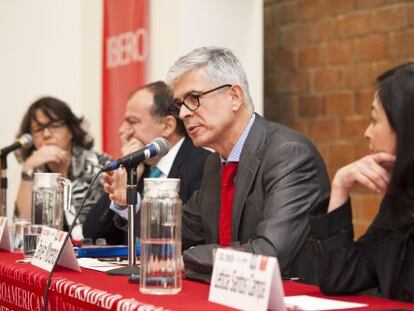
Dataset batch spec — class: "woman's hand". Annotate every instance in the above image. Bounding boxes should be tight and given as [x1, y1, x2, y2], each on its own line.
[23, 145, 70, 177]
[328, 152, 396, 213]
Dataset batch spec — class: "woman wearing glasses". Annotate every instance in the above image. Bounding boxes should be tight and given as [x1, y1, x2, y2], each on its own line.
[15, 96, 124, 244]
[310, 63, 414, 302]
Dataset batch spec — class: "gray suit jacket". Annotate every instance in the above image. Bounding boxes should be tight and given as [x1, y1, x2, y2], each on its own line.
[183, 114, 330, 284]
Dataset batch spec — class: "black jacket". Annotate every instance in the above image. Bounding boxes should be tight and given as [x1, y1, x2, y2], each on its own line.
[310, 195, 414, 303]
[82, 193, 126, 245]
[84, 136, 210, 241]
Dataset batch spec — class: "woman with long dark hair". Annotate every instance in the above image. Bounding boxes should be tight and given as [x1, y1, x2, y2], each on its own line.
[15, 96, 124, 244]
[310, 63, 414, 302]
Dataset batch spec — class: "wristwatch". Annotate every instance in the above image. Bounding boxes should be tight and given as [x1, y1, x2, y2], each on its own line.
[21, 169, 35, 181]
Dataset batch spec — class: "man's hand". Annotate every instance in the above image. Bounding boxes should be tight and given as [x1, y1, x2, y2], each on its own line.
[328, 152, 396, 213]
[103, 169, 128, 206]
[119, 128, 143, 155]
[119, 127, 145, 179]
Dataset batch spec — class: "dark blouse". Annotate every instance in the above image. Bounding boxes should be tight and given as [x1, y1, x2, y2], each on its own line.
[310, 196, 414, 303]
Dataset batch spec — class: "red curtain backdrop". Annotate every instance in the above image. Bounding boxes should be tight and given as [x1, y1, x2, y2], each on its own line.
[102, 0, 149, 158]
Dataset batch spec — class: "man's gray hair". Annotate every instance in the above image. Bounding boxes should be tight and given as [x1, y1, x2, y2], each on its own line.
[166, 47, 253, 107]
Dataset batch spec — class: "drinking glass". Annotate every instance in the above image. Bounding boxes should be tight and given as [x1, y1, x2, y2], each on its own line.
[23, 224, 43, 259]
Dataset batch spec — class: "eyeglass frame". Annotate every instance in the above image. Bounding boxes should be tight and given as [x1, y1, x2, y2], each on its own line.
[171, 84, 232, 115]
[31, 120, 66, 135]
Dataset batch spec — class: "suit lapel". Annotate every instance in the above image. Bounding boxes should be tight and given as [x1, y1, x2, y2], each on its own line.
[232, 114, 267, 240]
[167, 137, 189, 178]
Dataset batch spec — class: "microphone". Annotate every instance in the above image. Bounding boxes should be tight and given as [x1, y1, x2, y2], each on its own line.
[102, 137, 169, 172]
[0, 133, 33, 157]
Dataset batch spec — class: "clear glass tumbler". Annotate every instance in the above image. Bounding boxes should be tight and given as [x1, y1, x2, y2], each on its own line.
[23, 224, 43, 259]
[13, 218, 30, 251]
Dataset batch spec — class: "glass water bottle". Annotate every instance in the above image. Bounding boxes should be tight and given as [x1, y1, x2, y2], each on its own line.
[32, 172, 71, 230]
[140, 178, 182, 295]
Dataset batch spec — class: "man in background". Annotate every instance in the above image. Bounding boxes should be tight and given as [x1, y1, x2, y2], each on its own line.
[84, 81, 210, 239]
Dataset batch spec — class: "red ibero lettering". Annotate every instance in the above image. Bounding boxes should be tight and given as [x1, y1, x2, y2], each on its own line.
[106, 28, 148, 69]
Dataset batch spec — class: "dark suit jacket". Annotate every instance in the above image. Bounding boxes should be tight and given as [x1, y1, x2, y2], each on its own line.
[82, 193, 126, 245]
[83, 136, 211, 241]
[310, 195, 414, 302]
[183, 114, 330, 284]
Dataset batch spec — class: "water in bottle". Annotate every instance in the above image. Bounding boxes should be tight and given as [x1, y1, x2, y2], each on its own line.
[140, 178, 182, 295]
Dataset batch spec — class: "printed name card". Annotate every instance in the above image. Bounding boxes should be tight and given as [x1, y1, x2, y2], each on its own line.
[31, 227, 80, 272]
[0, 217, 12, 251]
[209, 248, 286, 311]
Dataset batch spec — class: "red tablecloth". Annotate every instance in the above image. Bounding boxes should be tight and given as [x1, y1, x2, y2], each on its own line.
[0, 250, 413, 311]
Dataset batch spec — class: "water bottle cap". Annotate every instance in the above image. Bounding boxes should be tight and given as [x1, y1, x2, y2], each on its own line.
[33, 172, 61, 187]
[143, 178, 180, 194]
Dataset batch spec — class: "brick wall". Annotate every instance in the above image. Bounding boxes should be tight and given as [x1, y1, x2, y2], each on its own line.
[264, 0, 414, 237]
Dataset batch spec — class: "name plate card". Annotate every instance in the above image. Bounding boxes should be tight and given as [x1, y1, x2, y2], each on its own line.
[31, 227, 80, 272]
[209, 248, 286, 311]
[0, 217, 11, 251]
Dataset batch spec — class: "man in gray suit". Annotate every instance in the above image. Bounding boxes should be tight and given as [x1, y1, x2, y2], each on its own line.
[106, 47, 330, 283]
[168, 46, 330, 283]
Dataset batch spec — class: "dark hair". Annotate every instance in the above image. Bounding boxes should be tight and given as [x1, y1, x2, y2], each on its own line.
[130, 81, 187, 137]
[376, 62, 414, 194]
[16, 96, 94, 160]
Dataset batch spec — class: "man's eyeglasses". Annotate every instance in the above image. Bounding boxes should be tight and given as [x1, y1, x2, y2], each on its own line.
[171, 84, 232, 116]
[31, 120, 66, 135]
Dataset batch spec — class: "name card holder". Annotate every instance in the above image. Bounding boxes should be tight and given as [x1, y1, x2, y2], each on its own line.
[209, 248, 286, 311]
[31, 226, 80, 272]
[0, 217, 12, 251]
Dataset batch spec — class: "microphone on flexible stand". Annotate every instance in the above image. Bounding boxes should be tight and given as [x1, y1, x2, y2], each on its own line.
[0, 133, 33, 157]
[101, 137, 169, 172]
[0, 133, 33, 217]
[43, 172, 102, 311]
[106, 137, 170, 276]
[43, 138, 170, 310]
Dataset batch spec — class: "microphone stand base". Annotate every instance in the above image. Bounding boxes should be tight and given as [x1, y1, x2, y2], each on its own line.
[106, 265, 139, 276]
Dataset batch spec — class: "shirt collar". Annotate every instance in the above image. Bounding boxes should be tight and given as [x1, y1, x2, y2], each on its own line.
[222, 113, 255, 163]
[155, 137, 185, 177]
